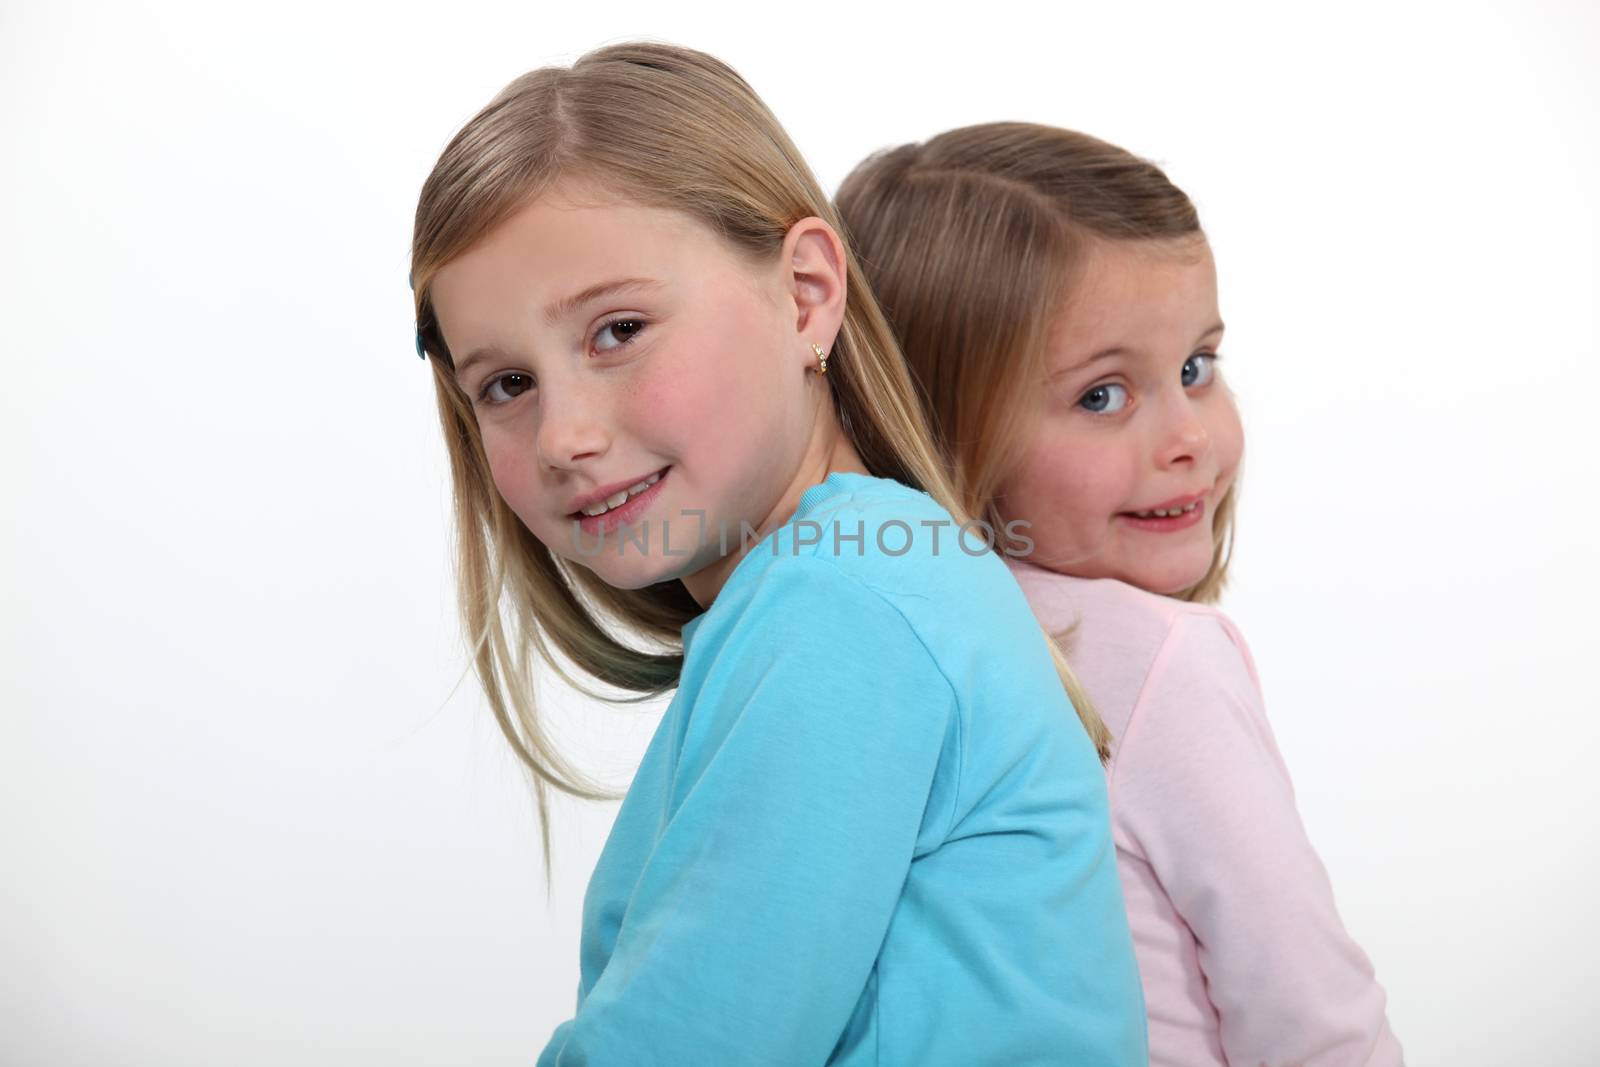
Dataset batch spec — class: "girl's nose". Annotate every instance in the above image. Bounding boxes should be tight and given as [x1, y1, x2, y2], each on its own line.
[536, 383, 611, 472]
[1154, 391, 1210, 469]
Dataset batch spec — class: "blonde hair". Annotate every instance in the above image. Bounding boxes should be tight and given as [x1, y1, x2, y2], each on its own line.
[409, 48, 1112, 863]
[835, 121, 1238, 606]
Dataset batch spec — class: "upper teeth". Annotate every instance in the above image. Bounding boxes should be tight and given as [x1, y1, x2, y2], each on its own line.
[1134, 501, 1199, 518]
[580, 471, 662, 516]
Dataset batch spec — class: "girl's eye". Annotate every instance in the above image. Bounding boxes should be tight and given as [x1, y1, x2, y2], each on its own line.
[481, 372, 534, 405]
[475, 319, 648, 406]
[1079, 382, 1129, 414]
[1182, 352, 1218, 388]
[595, 318, 646, 353]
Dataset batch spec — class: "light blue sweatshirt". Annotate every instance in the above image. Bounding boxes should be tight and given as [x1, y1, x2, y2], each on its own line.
[538, 472, 1147, 1066]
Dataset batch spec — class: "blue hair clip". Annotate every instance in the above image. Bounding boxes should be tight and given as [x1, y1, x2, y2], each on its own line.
[409, 270, 426, 360]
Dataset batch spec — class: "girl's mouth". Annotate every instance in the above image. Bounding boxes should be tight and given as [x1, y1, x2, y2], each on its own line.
[571, 466, 671, 537]
[1118, 497, 1205, 533]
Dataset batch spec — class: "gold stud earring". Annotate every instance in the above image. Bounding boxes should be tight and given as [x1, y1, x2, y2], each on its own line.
[811, 342, 829, 376]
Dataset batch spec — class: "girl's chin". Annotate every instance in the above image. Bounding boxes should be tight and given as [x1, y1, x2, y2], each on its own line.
[568, 538, 722, 587]
[1123, 558, 1213, 596]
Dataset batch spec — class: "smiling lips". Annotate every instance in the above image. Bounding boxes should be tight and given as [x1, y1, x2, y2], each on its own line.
[1129, 499, 1201, 519]
[1123, 489, 1206, 519]
[569, 467, 668, 518]
[1117, 489, 1209, 533]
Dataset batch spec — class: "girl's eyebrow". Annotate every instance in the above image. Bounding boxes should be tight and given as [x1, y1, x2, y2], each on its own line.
[1053, 346, 1129, 378]
[453, 277, 665, 381]
[542, 277, 664, 327]
[1051, 321, 1227, 380]
[454, 344, 515, 382]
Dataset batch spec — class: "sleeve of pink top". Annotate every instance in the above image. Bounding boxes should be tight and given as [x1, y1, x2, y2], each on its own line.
[1114, 611, 1404, 1067]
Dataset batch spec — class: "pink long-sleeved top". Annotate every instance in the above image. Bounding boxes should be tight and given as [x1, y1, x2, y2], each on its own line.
[1008, 559, 1403, 1067]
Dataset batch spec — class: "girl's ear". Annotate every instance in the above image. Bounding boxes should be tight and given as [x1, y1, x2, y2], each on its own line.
[778, 217, 848, 357]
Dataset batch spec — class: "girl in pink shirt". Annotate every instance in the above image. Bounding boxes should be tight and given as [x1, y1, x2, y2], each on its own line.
[836, 122, 1403, 1067]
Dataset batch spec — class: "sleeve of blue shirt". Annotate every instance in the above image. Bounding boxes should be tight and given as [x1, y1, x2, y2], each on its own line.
[538, 554, 960, 1067]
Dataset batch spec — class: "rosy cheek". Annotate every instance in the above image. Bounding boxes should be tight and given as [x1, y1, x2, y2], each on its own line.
[484, 436, 540, 515]
[1210, 396, 1246, 480]
[1003, 426, 1102, 524]
[633, 311, 782, 461]
[1033, 426, 1121, 499]
[621, 351, 725, 457]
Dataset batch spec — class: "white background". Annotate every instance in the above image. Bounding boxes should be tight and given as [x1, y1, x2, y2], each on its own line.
[4, 1, 1597, 1063]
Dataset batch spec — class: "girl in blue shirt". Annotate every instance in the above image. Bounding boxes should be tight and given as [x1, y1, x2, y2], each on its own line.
[408, 42, 1145, 1066]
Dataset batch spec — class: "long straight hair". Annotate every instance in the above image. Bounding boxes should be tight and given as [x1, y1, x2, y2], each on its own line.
[409, 50, 1111, 865]
[835, 121, 1238, 606]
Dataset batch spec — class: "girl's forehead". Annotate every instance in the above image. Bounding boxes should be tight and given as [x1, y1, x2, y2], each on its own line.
[1078, 236, 1212, 297]
[1066, 240, 1215, 323]
[428, 187, 781, 360]
[485, 191, 703, 267]
[1046, 238, 1220, 364]
[432, 192, 718, 309]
